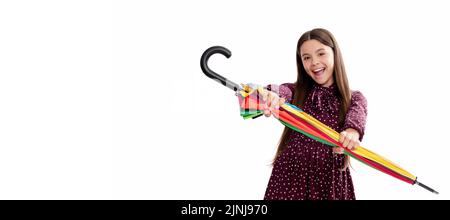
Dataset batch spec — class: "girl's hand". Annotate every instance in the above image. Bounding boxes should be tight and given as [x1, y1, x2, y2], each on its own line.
[261, 90, 285, 117]
[334, 128, 360, 154]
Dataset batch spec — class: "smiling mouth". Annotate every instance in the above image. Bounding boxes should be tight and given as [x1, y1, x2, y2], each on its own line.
[312, 68, 325, 76]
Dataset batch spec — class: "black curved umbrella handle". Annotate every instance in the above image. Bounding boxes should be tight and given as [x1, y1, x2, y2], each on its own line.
[200, 46, 241, 92]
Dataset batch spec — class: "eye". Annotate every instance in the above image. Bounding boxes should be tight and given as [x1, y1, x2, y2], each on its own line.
[319, 52, 325, 56]
[303, 56, 310, 61]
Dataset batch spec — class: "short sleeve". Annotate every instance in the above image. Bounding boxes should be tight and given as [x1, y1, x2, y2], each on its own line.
[342, 91, 368, 141]
[265, 83, 295, 103]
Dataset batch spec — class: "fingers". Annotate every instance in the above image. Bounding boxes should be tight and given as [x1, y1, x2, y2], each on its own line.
[339, 131, 346, 144]
[333, 147, 344, 154]
[342, 132, 352, 148]
[339, 131, 359, 151]
[264, 109, 271, 117]
[348, 135, 360, 150]
[264, 92, 272, 117]
[264, 91, 283, 117]
[266, 92, 272, 109]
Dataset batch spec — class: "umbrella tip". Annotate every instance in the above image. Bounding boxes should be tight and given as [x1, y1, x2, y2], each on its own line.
[415, 180, 439, 195]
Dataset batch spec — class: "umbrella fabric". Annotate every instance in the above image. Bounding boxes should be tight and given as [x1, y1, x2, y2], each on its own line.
[237, 84, 437, 194]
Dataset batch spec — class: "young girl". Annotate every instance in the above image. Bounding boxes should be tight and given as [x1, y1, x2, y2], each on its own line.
[262, 28, 367, 200]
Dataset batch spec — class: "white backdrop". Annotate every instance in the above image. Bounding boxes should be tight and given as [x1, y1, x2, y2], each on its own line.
[0, 0, 448, 200]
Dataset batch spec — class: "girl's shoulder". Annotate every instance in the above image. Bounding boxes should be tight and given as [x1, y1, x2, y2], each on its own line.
[350, 90, 365, 98]
[266, 82, 295, 92]
[350, 90, 367, 106]
[280, 82, 296, 92]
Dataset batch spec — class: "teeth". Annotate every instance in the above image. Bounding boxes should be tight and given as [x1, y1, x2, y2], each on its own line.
[313, 68, 324, 73]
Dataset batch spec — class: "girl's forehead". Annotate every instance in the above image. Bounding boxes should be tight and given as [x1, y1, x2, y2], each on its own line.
[300, 39, 331, 53]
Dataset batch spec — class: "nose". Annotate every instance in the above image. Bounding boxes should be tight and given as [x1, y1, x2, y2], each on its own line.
[311, 56, 320, 66]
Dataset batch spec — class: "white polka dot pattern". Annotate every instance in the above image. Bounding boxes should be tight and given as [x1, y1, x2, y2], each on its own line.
[264, 83, 368, 200]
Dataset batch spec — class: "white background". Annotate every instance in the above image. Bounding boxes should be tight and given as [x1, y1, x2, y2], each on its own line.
[0, 0, 448, 200]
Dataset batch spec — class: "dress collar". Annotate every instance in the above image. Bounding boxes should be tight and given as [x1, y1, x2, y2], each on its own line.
[312, 83, 338, 95]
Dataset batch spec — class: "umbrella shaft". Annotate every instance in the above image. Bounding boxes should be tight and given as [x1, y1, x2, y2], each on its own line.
[416, 181, 439, 194]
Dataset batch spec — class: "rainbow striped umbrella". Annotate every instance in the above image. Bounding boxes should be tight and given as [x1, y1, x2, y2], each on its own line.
[201, 46, 438, 194]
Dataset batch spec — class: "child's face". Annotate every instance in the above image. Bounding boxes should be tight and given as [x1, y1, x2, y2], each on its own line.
[300, 39, 335, 87]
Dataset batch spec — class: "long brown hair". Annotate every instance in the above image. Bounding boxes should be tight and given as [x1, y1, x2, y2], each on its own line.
[273, 28, 352, 169]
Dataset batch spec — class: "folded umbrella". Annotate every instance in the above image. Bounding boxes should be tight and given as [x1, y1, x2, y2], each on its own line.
[201, 46, 438, 194]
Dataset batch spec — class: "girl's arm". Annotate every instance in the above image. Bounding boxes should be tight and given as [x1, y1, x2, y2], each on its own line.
[261, 83, 295, 117]
[342, 91, 368, 141]
[336, 91, 368, 153]
[265, 83, 295, 103]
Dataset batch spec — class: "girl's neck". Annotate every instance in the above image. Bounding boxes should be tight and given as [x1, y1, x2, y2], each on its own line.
[315, 82, 336, 89]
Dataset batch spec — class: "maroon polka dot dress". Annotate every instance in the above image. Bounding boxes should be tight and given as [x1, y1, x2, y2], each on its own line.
[264, 83, 368, 200]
